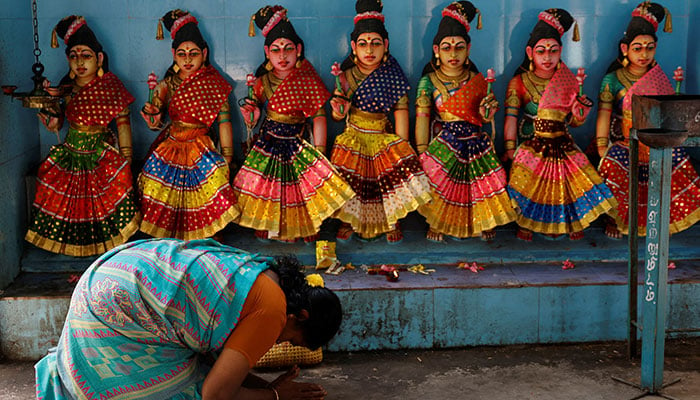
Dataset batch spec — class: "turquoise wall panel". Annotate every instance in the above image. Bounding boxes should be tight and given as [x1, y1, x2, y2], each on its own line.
[327, 289, 434, 352]
[538, 285, 628, 343]
[433, 287, 539, 347]
[668, 283, 700, 337]
[1, 0, 699, 285]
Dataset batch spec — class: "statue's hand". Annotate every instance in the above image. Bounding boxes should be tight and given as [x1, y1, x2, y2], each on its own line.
[479, 93, 499, 121]
[239, 98, 260, 128]
[330, 89, 349, 120]
[141, 102, 163, 130]
[571, 95, 593, 121]
[37, 111, 60, 132]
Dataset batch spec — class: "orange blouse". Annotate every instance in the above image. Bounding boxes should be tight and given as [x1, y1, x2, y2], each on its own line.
[224, 273, 287, 368]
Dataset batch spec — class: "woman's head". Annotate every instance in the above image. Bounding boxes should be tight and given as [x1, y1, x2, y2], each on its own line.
[515, 8, 575, 76]
[53, 16, 109, 83]
[270, 256, 343, 350]
[423, 1, 480, 76]
[341, 0, 389, 70]
[607, 2, 670, 73]
[161, 9, 209, 76]
[250, 5, 305, 77]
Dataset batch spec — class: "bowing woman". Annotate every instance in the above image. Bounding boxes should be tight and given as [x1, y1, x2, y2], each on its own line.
[35, 238, 342, 399]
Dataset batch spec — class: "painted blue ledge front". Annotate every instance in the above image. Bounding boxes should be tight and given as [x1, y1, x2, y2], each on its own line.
[324, 261, 700, 352]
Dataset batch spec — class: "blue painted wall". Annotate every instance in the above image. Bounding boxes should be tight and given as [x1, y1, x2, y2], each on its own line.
[0, 4, 41, 288]
[0, 0, 699, 287]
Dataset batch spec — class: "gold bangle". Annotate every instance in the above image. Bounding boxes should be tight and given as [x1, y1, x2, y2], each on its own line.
[596, 137, 609, 147]
[269, 386, 279, 400]
[120, 146, 133, 157]
[504, 140, 516, 150]
[315, 145, 326, 154]
[220, 147, 234, 157]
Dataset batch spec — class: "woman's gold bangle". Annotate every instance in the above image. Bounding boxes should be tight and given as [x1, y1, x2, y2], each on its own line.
[596, 137, 609, 147]
[504, 140, 516, 150]
[270, 386, 279, 400]
[220, 147, 234, 157]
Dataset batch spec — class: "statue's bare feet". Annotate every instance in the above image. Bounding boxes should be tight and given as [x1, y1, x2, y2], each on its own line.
[480, 229, 496, 241]
[426, 228, 444, 243]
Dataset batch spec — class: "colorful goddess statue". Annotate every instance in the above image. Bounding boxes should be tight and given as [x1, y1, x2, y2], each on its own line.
[330, 0, 432, 243]
[234, 5, 355, 243]
[138, 9, 238, 240]
[25, 16, 140, 256]
[504, 9, 617, 241]
[415, 1, 516, 242]
[596, 2, 700, 238]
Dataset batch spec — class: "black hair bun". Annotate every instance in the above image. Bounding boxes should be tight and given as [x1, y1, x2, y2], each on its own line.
[356, 0, 383, 14]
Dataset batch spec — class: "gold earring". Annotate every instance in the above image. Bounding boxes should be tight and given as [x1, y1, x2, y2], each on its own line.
[173, 64, 180, 73]
[296, 54, 302, 68]
[556, 60, 561, 70]
[435, 54, 440, 66]
[383, 53, 388, 63]
[465, 58, 470, 67]
[353, 53, 357, 64]
[69, 70, 76, 79]
[265, 60, 273, 71]
[97, 66, 104, 77]
[622, 53, 629, 68]
[528, 58, 534, 72]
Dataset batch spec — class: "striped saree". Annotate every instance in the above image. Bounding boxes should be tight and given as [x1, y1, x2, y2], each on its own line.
[36, 239, 270, 399]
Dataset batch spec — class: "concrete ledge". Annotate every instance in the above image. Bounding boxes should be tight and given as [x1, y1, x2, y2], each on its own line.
[0, 296, 70, 361]
[7, 219, 700, 360]
[1, 262, 699, 360]
[325, 262, 700, 352]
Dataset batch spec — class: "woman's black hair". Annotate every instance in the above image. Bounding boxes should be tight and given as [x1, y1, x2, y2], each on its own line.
[514, 8, 574, 76]
[340, 0, 389, 71]
[269, 255, 343, 350]
[605, 2, 666, 74]
[54, 15, 110, 85]
[251, 5, 306, 78]
[161, 9, 210, 78]
[421, 1, 480, 77]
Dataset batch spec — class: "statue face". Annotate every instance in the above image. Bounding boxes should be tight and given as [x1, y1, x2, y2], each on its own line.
[264, 38, 300, 74]
[622, 34, 656, 70]
[351, 32, 388, 70]
[433, 36, 470, 76]
[527, 38, 561, 74]
[173, 41, 206, 78]
[67, 45, 102, 82]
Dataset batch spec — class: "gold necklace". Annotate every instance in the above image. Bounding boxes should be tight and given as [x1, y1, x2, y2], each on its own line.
[435, 68, 469, 86]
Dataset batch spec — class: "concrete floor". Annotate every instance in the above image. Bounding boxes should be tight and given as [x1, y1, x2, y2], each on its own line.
[2, 338, 698, 400]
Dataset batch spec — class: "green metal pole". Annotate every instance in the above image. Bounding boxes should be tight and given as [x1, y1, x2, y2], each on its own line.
[640, 146, 672, 392]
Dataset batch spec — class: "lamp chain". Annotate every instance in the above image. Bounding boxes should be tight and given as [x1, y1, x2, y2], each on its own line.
[32, 0, 41, 63]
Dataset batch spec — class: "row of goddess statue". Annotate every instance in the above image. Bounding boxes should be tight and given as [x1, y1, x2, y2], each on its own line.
[24, 1, 700, 256]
